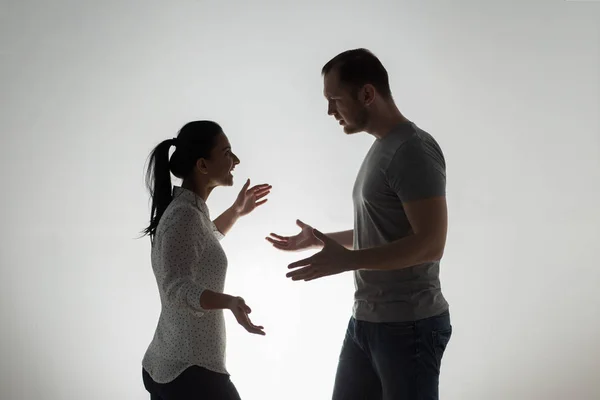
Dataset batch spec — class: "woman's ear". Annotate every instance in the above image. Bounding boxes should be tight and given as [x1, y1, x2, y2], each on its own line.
[195, 158, 209, 174]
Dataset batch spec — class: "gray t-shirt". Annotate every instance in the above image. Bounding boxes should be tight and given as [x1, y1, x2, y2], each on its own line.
[352, 121, 449, 323]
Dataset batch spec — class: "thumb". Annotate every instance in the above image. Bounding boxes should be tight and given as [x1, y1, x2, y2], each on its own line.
[311, 228, 329, 244]
[243, 178, 251, 190]
[237, 298, 251, 313]
[296, 219, 309, 228]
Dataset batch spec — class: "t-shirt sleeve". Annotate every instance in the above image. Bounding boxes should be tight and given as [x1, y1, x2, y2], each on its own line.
[386, 139, 446, 202]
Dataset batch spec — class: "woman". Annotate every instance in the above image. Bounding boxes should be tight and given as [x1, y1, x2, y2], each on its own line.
[141, 120, 270, 399]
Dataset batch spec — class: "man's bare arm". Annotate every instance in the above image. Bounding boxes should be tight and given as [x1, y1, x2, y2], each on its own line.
[326, 229, 354, 250]
[353, 197, 447, 271]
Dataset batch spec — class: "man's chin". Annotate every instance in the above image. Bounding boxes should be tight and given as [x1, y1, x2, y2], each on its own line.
[343, 125, 360, 134]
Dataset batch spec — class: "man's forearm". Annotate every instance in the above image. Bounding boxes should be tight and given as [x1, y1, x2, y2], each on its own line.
[213, 206, 240, 236]
[352, 233, 444, 271]
[326, 229, 354, 250]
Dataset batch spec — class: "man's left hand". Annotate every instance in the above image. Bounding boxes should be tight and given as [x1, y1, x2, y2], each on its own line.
[286, 229, 356, 281]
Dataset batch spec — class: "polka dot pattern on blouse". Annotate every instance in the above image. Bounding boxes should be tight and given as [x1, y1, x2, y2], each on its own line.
[142, 186, 229, 384]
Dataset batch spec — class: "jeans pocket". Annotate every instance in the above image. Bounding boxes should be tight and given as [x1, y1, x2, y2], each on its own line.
[379, 321, 416, 336]
[432, 327, 452, 364]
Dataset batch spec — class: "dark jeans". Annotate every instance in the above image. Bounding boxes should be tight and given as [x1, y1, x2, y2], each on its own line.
[332, 311, 452, 400]
[142, 366, 241, 400]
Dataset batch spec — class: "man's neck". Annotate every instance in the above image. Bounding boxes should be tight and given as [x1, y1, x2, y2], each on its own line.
[366, 103, 409, 139]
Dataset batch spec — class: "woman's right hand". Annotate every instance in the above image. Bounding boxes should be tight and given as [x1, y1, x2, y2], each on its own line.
[266, 219, 321, 252]
[228, 297, 265, 336]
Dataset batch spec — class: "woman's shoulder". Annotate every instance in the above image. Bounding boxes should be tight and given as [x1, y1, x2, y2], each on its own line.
[157, 200, 204, 234]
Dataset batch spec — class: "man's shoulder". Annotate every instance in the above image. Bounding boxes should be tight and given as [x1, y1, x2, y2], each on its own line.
[380, 122, 435, 151]
[390, 126, 444, 163]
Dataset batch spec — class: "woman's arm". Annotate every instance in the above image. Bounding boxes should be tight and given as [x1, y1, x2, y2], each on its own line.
[213, 206, 240, 237]
[213, 179, 271, 236]
[160, 211, 211, 314]
[199, 290, 235, 310]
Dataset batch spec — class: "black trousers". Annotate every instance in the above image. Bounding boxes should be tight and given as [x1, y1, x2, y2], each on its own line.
[142, 366, 241, 400]
[332, 311, 452, 400]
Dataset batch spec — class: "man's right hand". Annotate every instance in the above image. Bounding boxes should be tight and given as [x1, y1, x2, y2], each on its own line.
[227, 296, 265, 336]
[266, 219, 322, 252]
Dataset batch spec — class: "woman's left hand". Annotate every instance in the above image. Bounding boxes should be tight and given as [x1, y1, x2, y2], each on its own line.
[233, 179, 271, 217]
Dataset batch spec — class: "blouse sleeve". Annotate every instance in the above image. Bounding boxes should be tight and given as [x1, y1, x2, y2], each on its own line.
[211, 222, 225, 241]
[159, 208, 209, 315]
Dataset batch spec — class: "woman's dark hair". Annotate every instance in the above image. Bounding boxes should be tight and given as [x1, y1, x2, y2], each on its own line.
[141, 120, 223, 239]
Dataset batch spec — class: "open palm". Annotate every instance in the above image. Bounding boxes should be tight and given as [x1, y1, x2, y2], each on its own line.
[233, 179, 271, 216]
[266, 219, 321, 252]
[229, 297, 265, 336]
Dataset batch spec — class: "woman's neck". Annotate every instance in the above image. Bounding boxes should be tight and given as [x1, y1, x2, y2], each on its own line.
[182, 178, 213, 201]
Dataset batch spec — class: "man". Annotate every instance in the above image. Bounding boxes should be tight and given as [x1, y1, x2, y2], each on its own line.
[267, 48, 451, 399]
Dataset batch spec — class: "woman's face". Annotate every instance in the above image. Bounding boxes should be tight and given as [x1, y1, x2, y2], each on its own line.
[202, 132, 240, 187]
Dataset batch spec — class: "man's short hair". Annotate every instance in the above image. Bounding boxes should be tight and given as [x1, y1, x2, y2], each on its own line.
[322, 48, 392, 99]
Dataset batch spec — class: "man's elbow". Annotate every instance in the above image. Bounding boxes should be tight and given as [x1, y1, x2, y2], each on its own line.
[429, 246, 444, 262]
[421, 236, 445, 262]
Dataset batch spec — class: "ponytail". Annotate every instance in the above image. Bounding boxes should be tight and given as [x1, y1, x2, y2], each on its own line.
[140, 120, 223, 240]
[142, 138, 177, 239]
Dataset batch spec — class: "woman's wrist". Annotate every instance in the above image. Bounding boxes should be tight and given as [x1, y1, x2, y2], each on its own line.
[200, 290, 236, 310]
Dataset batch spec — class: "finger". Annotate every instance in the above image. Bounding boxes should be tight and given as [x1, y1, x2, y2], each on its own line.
[248, 186, 271, 197]
[286, 266, 316, 280]
[242, 178, 251, 190]
[266, 241, 289, 250]
[255, 191, 270, 200]
[305, 270, 328, 281]
[245, 315, 262, 329]
[269, 242, 293, 251]
[286, 264, 316, 277]
[255, 194, 269, 203]
[288, 256, 314, 269]
[247, 326, 266, 335]
[267, 233, 289, 241]
[298, 267, 324, 281]
[265, 236, 287, 246]
[301, 271, 322, 281]
[241, 315, 265, 334]
[250, 183, 271, 189]
[250, 184, 271, 191]
[255, 187, 271, 194]
[255, 199, 268, 207]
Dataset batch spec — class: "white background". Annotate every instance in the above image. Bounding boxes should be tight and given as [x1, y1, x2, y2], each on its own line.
[1, 0, 599, 399]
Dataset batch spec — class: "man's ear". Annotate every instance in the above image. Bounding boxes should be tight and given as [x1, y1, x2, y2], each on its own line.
[195, 158, 209, 174]
[361, 84, 376, 106]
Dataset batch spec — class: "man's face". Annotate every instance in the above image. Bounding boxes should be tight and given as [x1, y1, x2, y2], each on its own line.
[323, 69, 369, 135]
